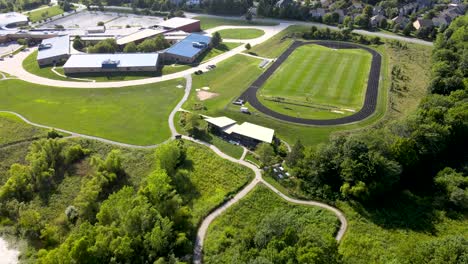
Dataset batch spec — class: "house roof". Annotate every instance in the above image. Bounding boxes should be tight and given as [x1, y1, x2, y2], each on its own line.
[165, 33, 211, 58]
[205, 116, 237, 128]
[0, 12, 28, 29]
[229, 122, 274, 143]
[157, 17, 199, 29]
[414, 18, 433, 28]
[116, 28, 167, 45]
[37, 35, 70, 60]
[63, 53, 159, 68]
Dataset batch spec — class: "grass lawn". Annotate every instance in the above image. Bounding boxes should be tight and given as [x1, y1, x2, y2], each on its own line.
[215, 28, 265, 39]
[176, 141, 254, 223]
[183, 54, 265, 114]
[22, 50, 69, 81]
[194, 16, 278, 30]
[0, 78, 185, 145]
[0, 112, 48, 145]
[204, 184, 339, 263]
[248, 25, 310, 58]
[27, 5, 64, 22]
[196, 42, 241, 63]
[259, 44, 372, 119]
[338, 199, 468, 263]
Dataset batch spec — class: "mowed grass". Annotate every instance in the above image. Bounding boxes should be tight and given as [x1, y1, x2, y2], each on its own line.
[204, 185, 339, 263]
[177, 141, 254, 223]
[215, 28, 265, 39]
[183, 54, 265, 114]
[259, 45, 372, 119]
[248, 25, 309, 58]
[0, 79, 185, 145]
[27, 5, 64, 22]
[194, 16, 278, 30]
[0, 112, 48, 145]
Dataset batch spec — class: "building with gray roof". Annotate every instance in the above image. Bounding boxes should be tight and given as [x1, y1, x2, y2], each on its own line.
[63, 53, 159, 74]
[37, 35, 71, 67]
[163, 33, 211, 64]
[0, 12, 29, 29]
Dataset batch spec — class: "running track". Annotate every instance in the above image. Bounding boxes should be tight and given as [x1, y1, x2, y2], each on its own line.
[241, 41, 382, 125]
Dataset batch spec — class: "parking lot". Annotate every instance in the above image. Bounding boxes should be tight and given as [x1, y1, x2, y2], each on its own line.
[41, 11, 163, 29]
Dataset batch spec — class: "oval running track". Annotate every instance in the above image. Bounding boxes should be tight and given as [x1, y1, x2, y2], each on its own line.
[240, 40, 382, 125]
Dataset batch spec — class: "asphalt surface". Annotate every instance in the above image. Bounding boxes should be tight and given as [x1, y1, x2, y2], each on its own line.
[241, 40, 382, 126]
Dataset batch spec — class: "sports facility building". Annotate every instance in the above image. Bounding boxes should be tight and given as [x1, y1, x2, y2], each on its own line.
[63, 53, 159, 74]
[37, 35, 71, 67]
[164, 33, 211, 63]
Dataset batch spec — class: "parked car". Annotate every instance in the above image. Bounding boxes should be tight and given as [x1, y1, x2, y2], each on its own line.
[240, 107, 250, 114]
[233, 99, 245, 105]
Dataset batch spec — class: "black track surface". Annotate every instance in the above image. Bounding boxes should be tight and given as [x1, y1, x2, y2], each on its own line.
[240, 41, 382, 126]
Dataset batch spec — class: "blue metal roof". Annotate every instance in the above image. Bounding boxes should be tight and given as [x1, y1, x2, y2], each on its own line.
[63, 53, 159, 68]
[165, 33, 211, 58]
[37, 35, 70, 60]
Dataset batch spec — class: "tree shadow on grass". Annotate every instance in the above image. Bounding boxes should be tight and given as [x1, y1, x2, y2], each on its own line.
[174, 158, 200, 205]
[351, 190, 438, 233]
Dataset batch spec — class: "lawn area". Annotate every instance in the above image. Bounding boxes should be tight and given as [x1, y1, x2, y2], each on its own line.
[183, 54, 265, 114]
[215, 28, 265, 39]
[176, 141, 254, 223]
[27, 5, 64, 22]
[196, 42, 241, 63]
[22, 50, 69, 81]
[259, 44, 372, 119]
[248, 25, 310, 58]
[194, 16, 278, 30]
[0, 112, 48, 145]
[204, 185, 339, 263]
[0, 78, 185, 145]
[338, 198, 468, 263]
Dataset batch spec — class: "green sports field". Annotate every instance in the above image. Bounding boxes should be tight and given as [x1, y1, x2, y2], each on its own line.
[215, 28, 265, 39]
[259, 44, 372, 119]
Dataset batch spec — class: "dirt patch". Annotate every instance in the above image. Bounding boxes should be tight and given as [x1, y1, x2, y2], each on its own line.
[197, 90, 219, 101]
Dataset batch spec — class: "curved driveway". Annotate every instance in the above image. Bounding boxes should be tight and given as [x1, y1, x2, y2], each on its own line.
[241, 40, 382, 125]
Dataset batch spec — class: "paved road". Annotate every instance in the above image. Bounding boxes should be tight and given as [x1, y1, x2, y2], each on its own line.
[241, 40, 382, 125]
[168, 75, 192, 136]
[184, 12, 433, 47]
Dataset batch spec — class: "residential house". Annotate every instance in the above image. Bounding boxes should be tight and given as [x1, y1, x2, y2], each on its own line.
[392, 15, 410, 28]
[370, 14, 387, 27]
[399, 2, 418, 16]
[276, 0, 293, 8]
[320, 0, 332, 8]
[334, 9, 346, 23]
[373, 6, 384, 16]
[413, 18, 433, 30]
[310, 8, 326, 19]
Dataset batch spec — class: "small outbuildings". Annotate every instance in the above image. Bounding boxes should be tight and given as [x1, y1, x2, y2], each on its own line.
[37, 35, 71, 67]
[164, 33, 211, 64]
[205, 116, 275, 147]
[63, 53, 159, 74]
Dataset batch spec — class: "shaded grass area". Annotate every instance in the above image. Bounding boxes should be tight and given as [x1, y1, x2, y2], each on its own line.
[175, 141, 253, 223]
[259, 44, 372, 119]
[0, 112, 48, 145]
[204, 185, 339, 263]
[338, 197, 468, 263]
[215, 28, 265, 39]
[27, 5, 65, 22]
[22, 50, 69, 81]
[0, 78, 185, 145]
[195, 16, 278, 30]
[196, 42, 241, 63]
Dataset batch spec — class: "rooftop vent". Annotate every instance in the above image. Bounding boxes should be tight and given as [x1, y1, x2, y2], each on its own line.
[192, 41, 207, 48]
[102, 59, 120, 69]
[38, 43, 52, 50]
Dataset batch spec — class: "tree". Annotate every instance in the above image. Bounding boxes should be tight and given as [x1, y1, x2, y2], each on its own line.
[285, 139, 304, 167]
[379, 19, 388, 29]
[88, 38, 117, 53]
[65, 205, 79, 223]
[212, 32, 222, 47]
[245, 43, 251, 50]
[256, 143, 275, 167]
[97, 21, 104, 26]
[403, 23, 415, 36]
[245, 11, 252, 22]
[435, 168, 468, 209]
[123, 42, 137, 53]
[154, 141, 183, 175]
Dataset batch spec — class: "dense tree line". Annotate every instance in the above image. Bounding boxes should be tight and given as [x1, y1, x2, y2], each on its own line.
[288, 15, 467, 209]
[81, 36, 169, 53]
[0, 0, 49, 12]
